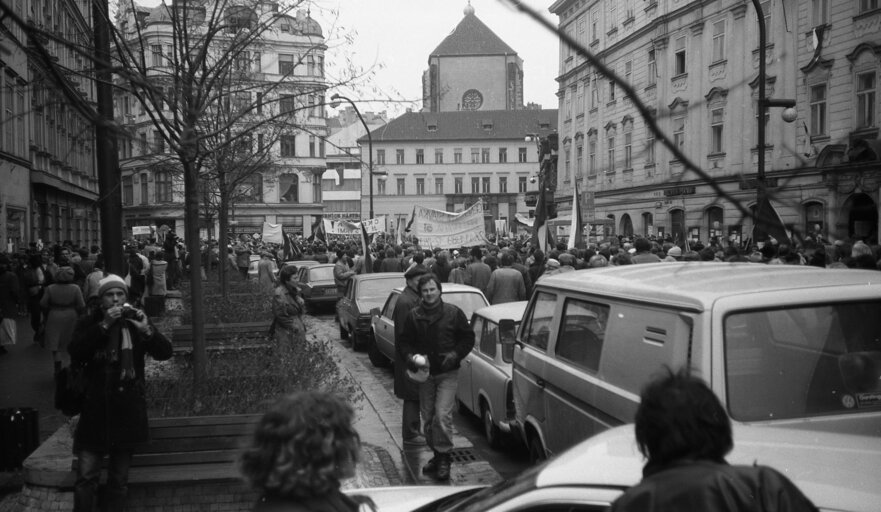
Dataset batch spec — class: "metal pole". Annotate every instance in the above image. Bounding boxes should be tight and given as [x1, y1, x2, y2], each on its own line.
[330, 94, 373, 219]
[753, 0, 767, 243]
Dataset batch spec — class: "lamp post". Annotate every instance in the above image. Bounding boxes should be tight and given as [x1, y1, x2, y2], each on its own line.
[752, 0, 796, 243]
[330, 93, 377, 220]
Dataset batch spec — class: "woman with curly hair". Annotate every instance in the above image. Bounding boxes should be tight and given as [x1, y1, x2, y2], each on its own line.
[240, 392, 374, 512]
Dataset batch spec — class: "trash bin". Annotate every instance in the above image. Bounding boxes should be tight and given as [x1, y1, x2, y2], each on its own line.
[0, 407, 39, 471]
[143, 295, 166, 317]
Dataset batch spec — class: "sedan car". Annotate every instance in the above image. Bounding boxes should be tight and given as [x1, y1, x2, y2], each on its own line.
[296, 263, 338, 312]
[336, 272, 405, 351]
[370, 284, 489, 368]
[456, 301, 527, 449]
[347, 424, 881, 512]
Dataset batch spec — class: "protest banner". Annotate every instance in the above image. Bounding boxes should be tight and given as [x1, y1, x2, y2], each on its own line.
[262, 222, 283, 244]
[412, 201, 488, 249]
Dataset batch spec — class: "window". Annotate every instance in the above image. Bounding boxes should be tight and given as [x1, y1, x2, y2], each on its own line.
[810, 84, 827, 136]
[576, 145, 583, 178]
[471, 148, 480, 163]
[555, 298, 609, 372]
[308, 136, 316, 157]
[471, 177, 480, 194]
[435, 177, 444, 194]
[140, 173, 149, 204]
[319, 139, 325, 158]
[278, 54, 294, 75]
[673, 116, 686, 152]
[376, 149, 385, 165]
[396, 149, 404, 164]
[518, 176, 527, 193]
[624, 61, 632, 93]
[646, 132, 656, 164]
[711, 108, 724, 153]
[608, 2, 617, 31]
[518, 147, 527, 162]
[589, 139, 597, 175]
[499, 176, 508, 193]
[151, 45, 163, 67]
[377, 179, 386, 195]
[564, 147, 571, 181]
[122, 176, 133, 205]
[396, 178, 405, 195]
[624, 133, 632, 168]
[670, 37, 686, 76]
[482, 177, 490, 193]
[454, 148, 463, 163]
[416, 178, 425, 195]
[237, 174, 263, 203]
[256, 93, 263, 114]
[590, 76, 598, 108]
[455, 177, 463, 194]
[856, 71, 876, 129]
[607, 137, 615, 171]
[647, 49, 657, 86]
[608, 80, 616, 102]
[235, 51, 251, 72]
[279, 174, 299, 202]
[281, 135, 296, 157]
[478, 319, 498, 358]
[155, 171, 172, 202]
[434, 149, 443, 164]
[280, 95, 295, 114]
[416, 149, 424, 164]
[306, 54, 315, 75]
[810, 0, 827, 25]
[521, 292, 556, 351]
[712, 20, 725, 62]
[153, 130, 164, 153]
[498, 147, 507, 163]
[860, 0, 878, 12]
[481, 148, 490, 163]
[591, 9, 599, 42]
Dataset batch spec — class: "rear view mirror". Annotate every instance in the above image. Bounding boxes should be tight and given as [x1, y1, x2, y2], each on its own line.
[499, 319, 517, 363]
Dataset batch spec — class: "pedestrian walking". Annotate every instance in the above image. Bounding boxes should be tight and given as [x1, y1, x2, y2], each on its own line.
[610, 369, 818, 512]
[393, 264, 430, 447]
[463, 246, 491, 294]
[23, 253, 47, 340]
[0, 254, 22, 354]
[271, 265, 306, 346]
[240, 391, 376, 512]
[485, 251, 526, 305]
[40, 266, 85, 373]
[399, 274, 475, 481]
[257, 252, 278, 293]
[68, 274, 172, 512]
[147, 251, 168, 297]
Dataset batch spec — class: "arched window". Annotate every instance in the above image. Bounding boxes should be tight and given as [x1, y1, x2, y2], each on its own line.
[670, 209, 685, 244]
[279, 173, 299, 203]
[621, 214, 634, 238]
[804, 202, 824, 239]
[707, 206, 723, 241]
[642, 212, 653, 236]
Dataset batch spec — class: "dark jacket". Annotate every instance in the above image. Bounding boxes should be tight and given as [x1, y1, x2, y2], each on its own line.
[68, 313, 173, 452]
[610, 460, 818, 512]
[398, 299, 475, 375]
[392, 286, 421, 399]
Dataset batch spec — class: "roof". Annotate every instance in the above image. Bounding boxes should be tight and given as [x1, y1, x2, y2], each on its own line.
[352, 272, 405, 281]
[362, 109, 558, 143]
[536, 262, 881, 311]
[430, 12, 516, 57]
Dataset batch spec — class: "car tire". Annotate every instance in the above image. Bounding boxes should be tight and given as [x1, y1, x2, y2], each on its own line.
[339, 321, 349, 340]
[351, 332, 364, 351]
[481, 402, 502, 450]
[367, 338, 390, 367]
[527, 432, 546, 465]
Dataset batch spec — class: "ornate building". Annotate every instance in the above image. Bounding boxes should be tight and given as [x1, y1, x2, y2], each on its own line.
[550, 0, 881, 244]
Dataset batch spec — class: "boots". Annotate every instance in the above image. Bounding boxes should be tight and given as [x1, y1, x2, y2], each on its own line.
[435, 453, 451, 481]
[422, 454, 438, 475]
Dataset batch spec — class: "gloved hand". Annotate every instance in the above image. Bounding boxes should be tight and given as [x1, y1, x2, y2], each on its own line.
[440, 351, 458, 371]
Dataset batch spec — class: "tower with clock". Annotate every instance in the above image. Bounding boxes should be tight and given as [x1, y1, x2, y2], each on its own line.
[422, 2, 524, 112]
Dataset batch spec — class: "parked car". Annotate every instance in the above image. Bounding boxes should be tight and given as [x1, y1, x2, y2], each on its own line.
[296, 263, 338, 312]
[336, 272, 405, 351]
[498, 263, 881, 463]
[346, 424, 881, 512]
[276, 259, 320, 278]
[370, 284, 489, 368]
[456, 301, 527, 449]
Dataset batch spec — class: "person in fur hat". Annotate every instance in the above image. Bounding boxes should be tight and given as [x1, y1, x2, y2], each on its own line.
[68, 274, 172, 512]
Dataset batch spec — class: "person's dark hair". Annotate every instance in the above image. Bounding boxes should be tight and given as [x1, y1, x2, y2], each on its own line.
[278, 264, 298, 284]
[699, 247, 716, 261]
[634, 238, 651, 252]
[499, 251, 514, 267]
[635, 369, 733, 470]
[411, 252, 424, 265]
[470, 246, 483, 260]
[240, 392, 360, 499]
[417, 273, 441, 294]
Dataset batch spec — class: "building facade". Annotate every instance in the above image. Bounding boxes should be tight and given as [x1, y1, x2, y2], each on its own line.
[550, 0, 881, 244]
[0, 1, 99, 251]
[115, 2, 328, 240]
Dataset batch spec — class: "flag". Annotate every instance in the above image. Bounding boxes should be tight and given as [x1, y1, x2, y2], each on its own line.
[567, 181, 585, 250]
[360, 222, 373, 274]
[533, 181, 551, 253]
[754, 194, 792, 246]
[395, 217, 403, 246]
[282, 231, 302, 261]
[404, 206, 416, 233]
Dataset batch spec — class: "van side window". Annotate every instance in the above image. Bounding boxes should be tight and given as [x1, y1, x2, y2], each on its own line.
[472, 317, 485, 355]
[481, 321, 498, 358]
[522, 292, 556, 351]
[556, 298, 609, 372]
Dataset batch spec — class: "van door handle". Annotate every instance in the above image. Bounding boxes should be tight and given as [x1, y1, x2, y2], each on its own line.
[537, 378, 546, 388]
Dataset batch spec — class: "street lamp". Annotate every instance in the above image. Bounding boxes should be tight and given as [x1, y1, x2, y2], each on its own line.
[329, 93, 385, 220]
[753, 0, 796, 243]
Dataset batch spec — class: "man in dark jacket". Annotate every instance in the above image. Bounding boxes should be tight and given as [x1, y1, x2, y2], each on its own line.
[393, 264, 429, 446]
[68, 274, 173, 512]
[398, 274, 475, 481]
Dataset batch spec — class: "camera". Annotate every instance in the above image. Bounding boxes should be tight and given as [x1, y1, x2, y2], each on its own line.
[120, 303, 144, 321]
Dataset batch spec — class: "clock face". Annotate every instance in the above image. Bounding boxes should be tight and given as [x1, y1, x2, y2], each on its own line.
[462, 89, 483, 110]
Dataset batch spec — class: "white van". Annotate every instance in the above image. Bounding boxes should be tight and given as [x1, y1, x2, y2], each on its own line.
[501, 262, 881, 462]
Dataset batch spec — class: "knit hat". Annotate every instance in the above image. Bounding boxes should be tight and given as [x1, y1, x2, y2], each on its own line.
[546, 259, 560, 269]
[667, 246, 682, 258]
[55, 266, 75, 283]
[97, 274, 128, 297]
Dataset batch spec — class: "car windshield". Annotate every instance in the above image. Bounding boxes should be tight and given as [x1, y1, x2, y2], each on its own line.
[310, 267, 335, 281]
[725, 301, 881, 422]
[444, 292, 489, 320]
[358, 278, 404, 300]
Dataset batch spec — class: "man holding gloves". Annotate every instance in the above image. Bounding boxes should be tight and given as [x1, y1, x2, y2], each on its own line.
[398, 273, 475, 481]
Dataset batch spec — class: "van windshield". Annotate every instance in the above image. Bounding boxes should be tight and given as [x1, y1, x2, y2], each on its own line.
[725, 301, 881, 422]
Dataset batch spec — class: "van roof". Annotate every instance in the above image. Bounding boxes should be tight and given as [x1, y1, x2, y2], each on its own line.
[535, 263, 881, 311]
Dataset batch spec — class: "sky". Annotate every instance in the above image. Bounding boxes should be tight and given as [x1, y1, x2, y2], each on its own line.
[132, 0, 561, 118]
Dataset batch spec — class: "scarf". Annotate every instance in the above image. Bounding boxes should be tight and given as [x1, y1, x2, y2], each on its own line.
[420, 298, 444, 324]
[105, 322, 136, 380]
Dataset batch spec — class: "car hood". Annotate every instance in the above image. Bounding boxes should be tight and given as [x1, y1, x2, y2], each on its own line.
[536, 424, 881, 512]
[345, 485, 481, 512]
[355, 298, 386, 313]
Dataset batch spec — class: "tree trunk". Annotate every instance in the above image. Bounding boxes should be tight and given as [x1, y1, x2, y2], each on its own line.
[218, 173, 229, 298]
[183, 159, 207, 403]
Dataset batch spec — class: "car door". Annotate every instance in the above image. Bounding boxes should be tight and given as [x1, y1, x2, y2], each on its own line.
[373, 291, 399, 362]
[458, 315, 485, 413]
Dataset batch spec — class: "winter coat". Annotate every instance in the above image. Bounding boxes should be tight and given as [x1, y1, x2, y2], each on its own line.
[40, 283, 85, 351]
[333, 260, 355, 295]
[392, 286, 421, 400]
[398, 299, 475, 376]
[463, 261, 492, 294]
[485, 267, 526, 305]
[68, 313, 172, 452]
[272, 285, 306, 345]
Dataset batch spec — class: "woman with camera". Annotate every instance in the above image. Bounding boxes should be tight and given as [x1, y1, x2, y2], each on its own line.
[68, 274, 172, 512]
